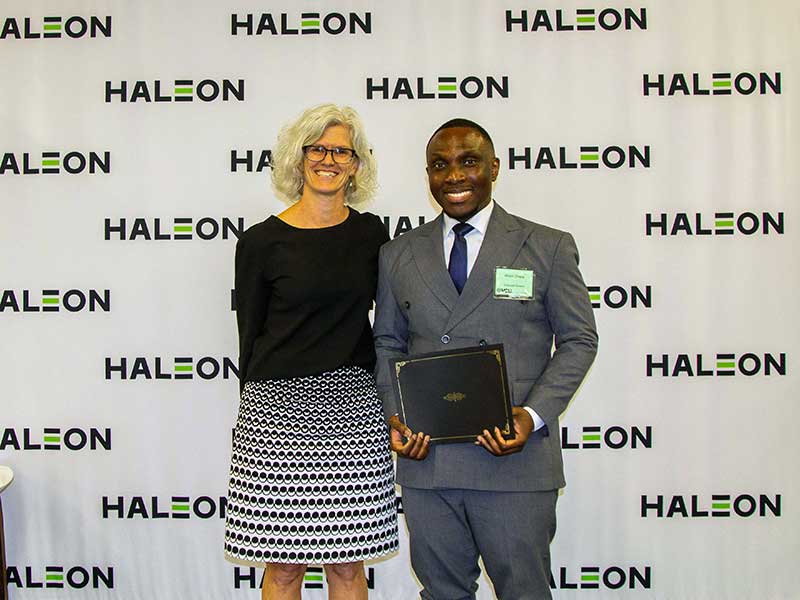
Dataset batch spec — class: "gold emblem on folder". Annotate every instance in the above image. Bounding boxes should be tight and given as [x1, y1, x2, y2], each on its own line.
[443, 392, 466, 403]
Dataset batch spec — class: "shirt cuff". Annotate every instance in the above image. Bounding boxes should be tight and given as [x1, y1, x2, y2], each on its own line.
[523, 406, 545, 431]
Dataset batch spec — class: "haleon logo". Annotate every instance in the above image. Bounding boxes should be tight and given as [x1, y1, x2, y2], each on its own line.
[366, 76, 509, 100]
[0, 289, 110, 313]
[6, 565, 114, 590]
[231, 12, 371, 36]
[641, 493, 781, 518]
[506, 7, 646, 32]
[508, 145, 650, 170]
[0, 15, 111, 40]
[646, 211, 784, 236]
[105, 79, 245, 103]
[104, 217, 245, 241]
[104, 356, 238, 380]
[646, 352, 786, 377]
[643, 71, 781, 96]
[233, 567, 378, 590]
[0, 150, 110, 175]
[0, 427, 111, 451]
[379, 215, 428, 239]
[102, 495, 226, 519]
[231, 149, 272, 173]
[561, 425, 652, 450]
[550, 565, 651, 590]
[587, 285, 651, 309]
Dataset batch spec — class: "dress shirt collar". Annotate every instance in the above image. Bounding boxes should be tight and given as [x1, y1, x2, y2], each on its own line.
[441, 199, 495, 238]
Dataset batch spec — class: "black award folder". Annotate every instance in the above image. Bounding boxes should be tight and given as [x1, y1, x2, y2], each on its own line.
[390, 344, 515, 444]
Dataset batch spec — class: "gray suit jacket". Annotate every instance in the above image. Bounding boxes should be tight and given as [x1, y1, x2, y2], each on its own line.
[373, 203, 598, 492]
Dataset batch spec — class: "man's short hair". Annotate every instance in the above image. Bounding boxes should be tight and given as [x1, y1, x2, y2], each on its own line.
[426, 118, 495, 155]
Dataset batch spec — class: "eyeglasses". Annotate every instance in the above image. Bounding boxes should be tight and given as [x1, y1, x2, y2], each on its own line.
[302, 145, 358, 164]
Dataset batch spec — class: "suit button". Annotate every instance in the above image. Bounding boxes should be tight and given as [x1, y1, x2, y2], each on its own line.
[479, 339, 487, 347]
[441, 334, 451, 344]
[404, 301, 411, 309]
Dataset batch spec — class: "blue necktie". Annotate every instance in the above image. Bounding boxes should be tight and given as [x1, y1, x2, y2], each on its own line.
[448, 222, 474, 294]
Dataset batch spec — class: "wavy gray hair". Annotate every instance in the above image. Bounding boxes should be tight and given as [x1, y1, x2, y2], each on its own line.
[271, 104, 378, 204]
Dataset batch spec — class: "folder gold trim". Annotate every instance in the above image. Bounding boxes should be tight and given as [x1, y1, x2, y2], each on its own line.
[391, 344, 514, 444]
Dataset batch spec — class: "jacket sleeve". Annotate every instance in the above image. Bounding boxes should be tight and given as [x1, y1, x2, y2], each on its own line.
[524, 232, 598, 424]
[373, 243, 409, 422]
[234, 233, 270, 394]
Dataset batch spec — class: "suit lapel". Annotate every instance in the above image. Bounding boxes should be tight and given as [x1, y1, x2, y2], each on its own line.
[445, 204, 528, 331]
[410, 214, 459, 311]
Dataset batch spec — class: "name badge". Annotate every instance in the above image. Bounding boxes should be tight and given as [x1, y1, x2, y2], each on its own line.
[494, 267, 534, 300]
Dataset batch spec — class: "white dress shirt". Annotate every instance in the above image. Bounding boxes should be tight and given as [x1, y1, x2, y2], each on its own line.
[442, 200, 546, 432]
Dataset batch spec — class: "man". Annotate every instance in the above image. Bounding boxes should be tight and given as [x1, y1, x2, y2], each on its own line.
[373, 119, 598, 600]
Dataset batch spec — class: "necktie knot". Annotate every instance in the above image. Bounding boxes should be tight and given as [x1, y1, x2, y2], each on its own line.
[452, 222, 474, 239]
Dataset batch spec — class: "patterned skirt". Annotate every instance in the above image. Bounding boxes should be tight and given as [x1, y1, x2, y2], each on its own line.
[223, 366, 399, 565]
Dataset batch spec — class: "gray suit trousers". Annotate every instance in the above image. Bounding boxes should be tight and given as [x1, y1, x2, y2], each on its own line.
[402, 487, 558, 600]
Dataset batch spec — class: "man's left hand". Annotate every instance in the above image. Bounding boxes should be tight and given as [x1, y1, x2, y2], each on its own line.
[476, 407, 534, 456]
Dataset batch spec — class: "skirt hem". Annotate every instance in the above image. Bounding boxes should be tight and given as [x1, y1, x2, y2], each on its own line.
[223, 543, 400, 567]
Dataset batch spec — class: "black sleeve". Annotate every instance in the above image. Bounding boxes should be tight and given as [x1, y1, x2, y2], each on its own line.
[371, 214, 390, 300]
[234, 232, 270, 394]
[376, 215, 391, 245]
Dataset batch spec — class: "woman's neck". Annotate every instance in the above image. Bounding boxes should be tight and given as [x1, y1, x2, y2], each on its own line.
[278, 195, 349, 228]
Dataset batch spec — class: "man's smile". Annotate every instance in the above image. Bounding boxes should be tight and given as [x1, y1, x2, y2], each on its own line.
[443, 189, 473, 202]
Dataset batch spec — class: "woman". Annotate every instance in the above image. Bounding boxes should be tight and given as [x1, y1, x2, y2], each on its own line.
[224, 104, 398, 599]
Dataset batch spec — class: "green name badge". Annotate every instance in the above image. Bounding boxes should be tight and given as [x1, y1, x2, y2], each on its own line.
[494, 267, 534, 300]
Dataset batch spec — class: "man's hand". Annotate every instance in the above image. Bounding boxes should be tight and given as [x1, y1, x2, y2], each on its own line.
[388, 415, 430, 460]
[476, 407, 534, 456]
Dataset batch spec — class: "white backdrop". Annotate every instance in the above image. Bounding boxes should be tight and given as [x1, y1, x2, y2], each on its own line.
[2, 1, 798, 598]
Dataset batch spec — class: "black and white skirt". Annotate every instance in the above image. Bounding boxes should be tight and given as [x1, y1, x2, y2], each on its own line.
[224, 366, 399, 565]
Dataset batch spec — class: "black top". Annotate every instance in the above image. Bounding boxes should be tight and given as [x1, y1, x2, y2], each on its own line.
[235, 208, 389, 391]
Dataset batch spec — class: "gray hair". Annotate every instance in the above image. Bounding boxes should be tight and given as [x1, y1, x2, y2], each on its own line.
[271, 104, 378, 204]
